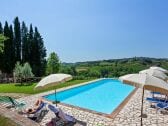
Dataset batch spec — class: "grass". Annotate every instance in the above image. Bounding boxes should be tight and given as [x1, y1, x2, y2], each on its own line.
[0, 115, 18, 126]
[0, 79, 94, 94]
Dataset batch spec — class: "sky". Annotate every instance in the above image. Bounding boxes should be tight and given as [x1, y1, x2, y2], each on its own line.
[0, 0, 168, 63]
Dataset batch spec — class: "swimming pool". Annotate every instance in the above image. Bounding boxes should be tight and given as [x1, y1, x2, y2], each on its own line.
[44, 79, 135, 114]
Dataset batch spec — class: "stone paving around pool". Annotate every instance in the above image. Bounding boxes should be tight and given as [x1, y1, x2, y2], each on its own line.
[16, 86, 168, 126]
[0, 93, 29, 98]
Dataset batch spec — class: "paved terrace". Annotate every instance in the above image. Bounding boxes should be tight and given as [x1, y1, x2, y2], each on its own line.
[3, 80, 168, 126]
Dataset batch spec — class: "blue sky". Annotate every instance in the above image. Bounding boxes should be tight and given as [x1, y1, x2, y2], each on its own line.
[1, 0, 168, 62]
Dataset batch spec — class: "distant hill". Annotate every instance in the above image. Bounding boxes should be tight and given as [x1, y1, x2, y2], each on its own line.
[61, 57, 168, 78]
[63, 57, 168, 66]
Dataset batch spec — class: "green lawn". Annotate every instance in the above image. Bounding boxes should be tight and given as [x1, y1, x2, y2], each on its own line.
[0, 79, 94, 94]
[0, 115, 18, 126]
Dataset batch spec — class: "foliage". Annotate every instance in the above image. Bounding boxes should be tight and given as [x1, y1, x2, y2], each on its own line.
[25, 26, 47, 76]
[2, 22, 15, 74]
[0, 17, 46, 76]
[59, 65, 77, 76]
[0, 79, 93, 94]
[14, 17, 21, 61]
[22, 62, 34, 79]
[0, 22, 7, 53]
[62, 57, 168, 78]
[0, 34, 7, 42]
[88, 69, 101, 78]
[0, 34, 8, 53]
[14, 62, 34, 84]
[100, 67, 110, 77]
[21, 21, 28, 63]
[46, 52, 60, 74]
[70, 66, 77, 76]
[13, 62, 22, 80]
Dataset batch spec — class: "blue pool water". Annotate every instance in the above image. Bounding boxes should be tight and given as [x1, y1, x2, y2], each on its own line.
[44, 79, 134, 114]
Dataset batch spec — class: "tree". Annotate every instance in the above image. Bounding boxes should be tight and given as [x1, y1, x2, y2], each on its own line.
[0, 34, 7, 72]
[100, 67, 109, 77]
[0, 17, 47, 77]
[13, 62, 22, 83]
[0, 34, 7, 52]
[59, 66, 76, 75]
[24, 25, 46, 76]
[14, 17, 21, 62]
[13, 62, 34, 84]
[88, 69, 101, 77]
[21, 21, 28, 63]
[32, 27, 46, 76]
[22, 62, 34, 80]
[23, 24, 34, 72]
[46, 52, 60, 74]
[0, 22, 3, 33]
[2, 22, 15, 74]
[0, 22, 5, 71]
[9, 25, 15, 72]
[70, 66, 77, 76]
[0, 22, 7, 52]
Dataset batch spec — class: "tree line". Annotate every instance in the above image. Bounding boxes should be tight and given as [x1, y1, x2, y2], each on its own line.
[0, 17, 46, 77]
[60, 57, 168, 79]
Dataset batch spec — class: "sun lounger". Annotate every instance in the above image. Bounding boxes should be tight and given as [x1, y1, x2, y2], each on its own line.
[27, 102, 48, 122]
[48, 104, 76, 125]
[151, 91, 167, 99]
[0, 96, 25, 110]
[146, 97, 168, 103]
[146, 97, 168, 108]
[151, 92, 161, 95]
[155, 102, 168, 113]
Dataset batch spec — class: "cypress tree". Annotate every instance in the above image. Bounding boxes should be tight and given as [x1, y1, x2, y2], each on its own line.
[21, 21, 28, 63]
[2, 21, 10, 73]
[3, 22, 15, 74]
[31, 27, 39, 75]
[33, 27, 46, 76]
[22, 24, 46, 76]
[0, 22, 3, 71]
[9, 25, 15, 71]
[27, 24, 34, 67]
[0, 17, 47, 76]
[0, 22, 3, 33]
[29, 24, 34, 40]
[14, 17, 21, 62]
[37, 26, 46, 76]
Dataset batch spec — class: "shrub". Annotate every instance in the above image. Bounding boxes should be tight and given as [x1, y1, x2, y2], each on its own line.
[22, 62, 34, 79]
[13, 62, 34, 84]
[13, 62, 22, 82]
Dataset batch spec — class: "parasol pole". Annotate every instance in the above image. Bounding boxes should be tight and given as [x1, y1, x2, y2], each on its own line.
[140, 87, 144, 126]
[55, 89, 57, 106]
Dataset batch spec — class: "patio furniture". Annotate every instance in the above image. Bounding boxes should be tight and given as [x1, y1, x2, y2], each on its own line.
[34, 74, 72, 106]
[146, 97, 168, 103]
[48, 104, 76, 125]
[151, 91, 161, 95]
[0, 96, 25, 110]
[155, 102, 168, 113]
[151, 91, 168, 99]
[27, 102, 48, 122]
[119, 73, 168, 126]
